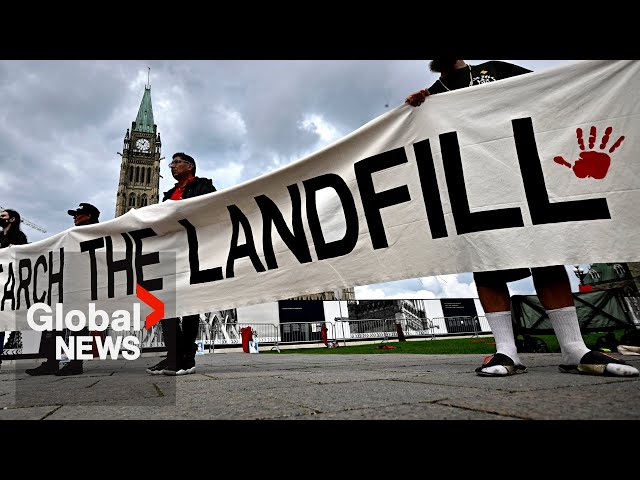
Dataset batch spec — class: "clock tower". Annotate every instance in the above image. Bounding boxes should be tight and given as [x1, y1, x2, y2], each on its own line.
[115, 82, 162, 217]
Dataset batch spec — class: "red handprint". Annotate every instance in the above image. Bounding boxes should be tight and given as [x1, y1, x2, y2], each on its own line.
[553, 126, 625, 179]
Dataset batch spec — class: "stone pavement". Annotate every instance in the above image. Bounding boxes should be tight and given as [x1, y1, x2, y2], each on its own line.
[0, 351, 638, 420]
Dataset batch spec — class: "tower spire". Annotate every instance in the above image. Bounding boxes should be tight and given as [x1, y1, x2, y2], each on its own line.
[134, 83, 155, 133]
[147, 66, 150, 88]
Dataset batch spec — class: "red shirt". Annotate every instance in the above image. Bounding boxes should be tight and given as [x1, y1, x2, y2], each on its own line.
[169, 176, 198, 200]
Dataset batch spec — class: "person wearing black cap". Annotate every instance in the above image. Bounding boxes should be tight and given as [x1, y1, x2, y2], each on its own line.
[146, 152, 216, 376]
[26, 202, 100, 376]
[67, 202, 100, 226]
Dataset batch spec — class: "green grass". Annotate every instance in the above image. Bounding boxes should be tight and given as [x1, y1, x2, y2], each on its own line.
[264, 330, 626, 355]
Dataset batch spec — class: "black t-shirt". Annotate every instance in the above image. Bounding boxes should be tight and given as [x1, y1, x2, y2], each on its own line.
[427, 61, 532, 95]
[0, 229, 27, 248]
[427, 61, 534, 282]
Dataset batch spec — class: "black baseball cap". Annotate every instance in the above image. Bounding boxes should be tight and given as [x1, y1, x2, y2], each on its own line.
[67, 203, 100, 219]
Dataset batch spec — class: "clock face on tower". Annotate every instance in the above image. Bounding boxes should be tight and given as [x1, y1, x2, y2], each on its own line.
[136, 138, 150, 152]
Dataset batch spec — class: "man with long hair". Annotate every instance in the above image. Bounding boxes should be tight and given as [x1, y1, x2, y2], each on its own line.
[0, 209, 28, 368]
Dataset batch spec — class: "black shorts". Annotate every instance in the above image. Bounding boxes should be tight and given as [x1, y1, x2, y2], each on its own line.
[474, 268, 532, 286]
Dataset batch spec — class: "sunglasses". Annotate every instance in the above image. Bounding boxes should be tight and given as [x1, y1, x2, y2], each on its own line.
[169, 159, 193, 167]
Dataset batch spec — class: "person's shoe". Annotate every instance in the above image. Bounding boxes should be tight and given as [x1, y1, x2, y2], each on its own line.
[559, 350, 639, 377]
[55, 361, 83, 376]
[160, 362, 178, 376]
[176, 357, 196, 376]
[26, 361, 60, 376]
[475, 353, 527, 377]
[163, 357, 196, 376]
[145, 358, 169, 375]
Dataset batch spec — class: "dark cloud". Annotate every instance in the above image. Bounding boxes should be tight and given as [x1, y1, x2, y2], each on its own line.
[0, 59, 573, 294]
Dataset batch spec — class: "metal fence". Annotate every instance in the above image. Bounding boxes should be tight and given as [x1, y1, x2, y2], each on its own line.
[207, 322, 280, 348]
[101, 315, 490, 353]
[338, 318, 435, 341]
[430, 316, 490, 337]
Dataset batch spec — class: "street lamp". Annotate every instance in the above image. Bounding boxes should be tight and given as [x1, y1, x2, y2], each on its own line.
[573, 264, 593, 292]
[573, 265, 586, 285]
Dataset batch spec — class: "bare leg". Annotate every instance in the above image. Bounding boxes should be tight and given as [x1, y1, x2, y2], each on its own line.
[476, 284, 511, 313]
[531, 266, 638, 376]
[531, 265, 573, 310]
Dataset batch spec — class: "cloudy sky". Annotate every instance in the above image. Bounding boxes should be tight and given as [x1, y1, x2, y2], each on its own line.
[0, 59, 586, 299]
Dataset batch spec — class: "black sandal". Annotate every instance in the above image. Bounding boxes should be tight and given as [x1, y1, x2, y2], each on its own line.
[475, 353, 528, 377]
[559, 350, 639, 377]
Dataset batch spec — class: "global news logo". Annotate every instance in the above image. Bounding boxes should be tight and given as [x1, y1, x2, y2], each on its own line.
[25, 284, 164, 361]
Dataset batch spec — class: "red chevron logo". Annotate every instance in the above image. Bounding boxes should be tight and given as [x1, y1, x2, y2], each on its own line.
[136, 284, 164, 330]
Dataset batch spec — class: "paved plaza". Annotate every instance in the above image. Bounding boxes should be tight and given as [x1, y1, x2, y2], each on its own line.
[0, 350, 638, 420]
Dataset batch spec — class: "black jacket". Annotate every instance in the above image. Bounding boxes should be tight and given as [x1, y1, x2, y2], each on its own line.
[162, 176, 216, 202]
[0, 229, 27, 248]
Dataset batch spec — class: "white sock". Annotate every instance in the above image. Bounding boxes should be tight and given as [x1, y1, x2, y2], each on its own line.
[486, 311, 522, 365]
[547, 306, 590, 365]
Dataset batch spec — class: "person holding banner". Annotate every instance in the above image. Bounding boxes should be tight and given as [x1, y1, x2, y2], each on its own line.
[26, 202, 101, 376]
[0, 209, 28, 369]
[405, 59, 639, 378]
[146, 152, 216, 376]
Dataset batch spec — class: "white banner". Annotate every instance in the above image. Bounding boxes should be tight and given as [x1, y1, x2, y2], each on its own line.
[1, 59, 639, 330]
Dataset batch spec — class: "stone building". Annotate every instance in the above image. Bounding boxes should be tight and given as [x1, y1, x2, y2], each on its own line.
[579, 262, 640, 323]
[580, 262, 640, 296]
